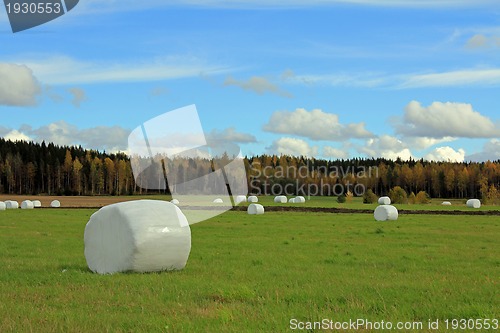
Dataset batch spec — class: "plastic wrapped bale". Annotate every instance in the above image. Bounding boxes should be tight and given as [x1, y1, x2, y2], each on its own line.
[51, 200, 61, 208]
[374, 205, 398, 221]
[235, 195, 247, 204]
[6, 201, 19, 209]
[0, 202, 5, 211]
[288, 198, 296, 203]
[21, 200, 34, 209]
[247, 204, 264, 215]
[170, 199, 180, 205]
[378, 196, 391, 205]
[466, 199, 481, 209]
[213, 198, 224, 204]
[32, 200, 42, 208]
[248, 196, 258, 203]
[274, 196, 287, 203]
[441, 201, 452, 206]
[295, 196, 306, 203]
[84, 200, 191, 274]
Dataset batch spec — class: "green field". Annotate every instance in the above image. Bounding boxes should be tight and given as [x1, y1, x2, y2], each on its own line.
[0, 209, 498, 332]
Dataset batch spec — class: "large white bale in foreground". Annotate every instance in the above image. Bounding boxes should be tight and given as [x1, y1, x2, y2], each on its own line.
[441, 201, 452, 206]
[374, 205, 398, 221]
[21, 200, 34, 209]
[84, 200, 191, 274]
[0, 202, 5, 211]
[248, 196, 258, 203]
[378, 196, 391, 205]
[51, 200, 61, 208]
[466, 199, 481, 209]
[274, 196, 287, 203]
[247, 204, 264, 215]
[235, 195, 247, 204]
[32, 200, 42, 208]
[5, 201, 19, 209]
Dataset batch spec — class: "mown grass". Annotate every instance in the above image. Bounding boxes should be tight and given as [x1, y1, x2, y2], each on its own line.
[0, 209, 498, 332]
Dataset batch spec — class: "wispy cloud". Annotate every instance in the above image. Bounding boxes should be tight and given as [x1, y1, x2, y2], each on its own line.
[7, 55, 232, 85]
[399, 68, 500, 88]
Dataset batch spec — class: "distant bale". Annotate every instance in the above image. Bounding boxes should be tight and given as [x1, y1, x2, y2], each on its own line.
[248, 196, 258, 203]
[247, 203, 265, 215]
[378, 196, 391, 205]
[441, 201, 452, 206]
[5, 201, 19, 209]
[235, 195, 247, 205]
[50, 200, 61, 208]
[170, 199, 180, 205]
[32, 200, 42, 208]
[288, 198, 296, 203]
[374, 205, 398, 221]
[295, 196, 306, 203]
[0, 202, 5, 211]
[274, 196, 287, 203]
[466, 199, 481, 209]
[213, 198, 224, 204]
[84, 200, 191, 274]
[21, 200, 34, 209]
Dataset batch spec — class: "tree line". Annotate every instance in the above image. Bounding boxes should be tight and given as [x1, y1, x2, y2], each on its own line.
[0, 139, 498, 202]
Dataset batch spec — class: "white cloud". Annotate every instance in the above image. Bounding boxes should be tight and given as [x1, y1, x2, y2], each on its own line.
[3, 130, 32, 142]
[399, 68, 500, 88]
[424, 146, 465, 162]
[0, 63, 42, 106]
[224, 76, 292, 98]
[323, 146, 349, 159]
[284, 72, 387, 88]
[403, 136, 457, 150]
[465, 34, 500, 49]
[11, 55, 231, 85]
[396, 101, 499, 138]
[466, 139, 500, 162]
[267, 137, 318, 157]
[206, 128, 257, 143]
[68, 87, 87, 107]
[358, 135, 414, 161]
[263, 108, 373, 141]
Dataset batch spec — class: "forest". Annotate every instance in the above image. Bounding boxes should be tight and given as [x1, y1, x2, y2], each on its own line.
[0, 138, 498, 202]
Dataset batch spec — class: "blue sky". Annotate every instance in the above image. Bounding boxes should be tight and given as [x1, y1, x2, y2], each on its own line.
[1, 0, 499, 162]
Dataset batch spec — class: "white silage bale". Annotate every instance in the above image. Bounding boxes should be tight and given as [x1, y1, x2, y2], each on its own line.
[51, 200, 61, 208]
[288, 198, 296, 203]
[466, 199, 481, 209]
[295, 196, 306, 203]
[247, 196, 258, 203]
[235, 195, 247, 204]
[378, 196, 391, 205]
[274, 196, 287, 203]
[21, 200, 34, 209]
[170, 199, 180, 205]
[32, 200, 42, 208]
[0, 202, 5, 211]
[374, 205, 398, 221]
[247, 204, 264, 215]
[6, 201, 19, 209]
[84, 200, 191, 274]
[441, 201, 452, 206]
[213, 198, 224, 204]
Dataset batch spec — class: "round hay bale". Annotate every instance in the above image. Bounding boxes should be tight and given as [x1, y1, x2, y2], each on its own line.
[274, 196, 287, 203]
[0, 202, 6, 211]
[50, 200, 61, 208]
[374, 205, 398, 221]
[466, 199, 481, 209]
[247, 203, 264, 215]
[295, 196, 306, 203]
[248, 196, 258, 203]
[213, 198, 224, 203]
[170, 199, 180, 205]
[378, 196, 391, 205]
[6, 201, 19, 209]
[84, 200, 191, 274]
[32, 200, 42, 208]
[21, 200, 34, 209]
[288, 198, 296, 203]
[441, 201, 452, 206]
[235, 195, 247, 204]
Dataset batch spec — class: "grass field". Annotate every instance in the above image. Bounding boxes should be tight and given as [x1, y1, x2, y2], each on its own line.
[0, 208, 498, 332]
